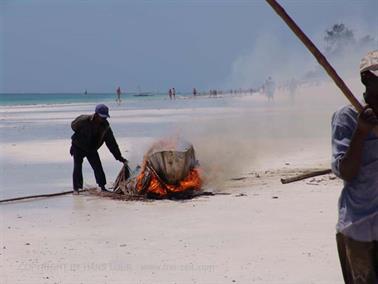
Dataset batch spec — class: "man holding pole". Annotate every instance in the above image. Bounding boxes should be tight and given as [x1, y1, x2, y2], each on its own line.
[331, 50, 378, 283]
[264, 1, 376, 282]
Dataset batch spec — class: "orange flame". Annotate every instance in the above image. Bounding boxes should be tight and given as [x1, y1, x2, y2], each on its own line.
[136, 163, 202, 198]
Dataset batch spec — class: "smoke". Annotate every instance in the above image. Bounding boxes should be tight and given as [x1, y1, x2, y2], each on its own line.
[225, 23, 377, 91]
[183, 119, 259, 190]
[177, 77, 365, 191]
[198, 23, 375, 191]
[225, 33, 315, 90]
[128, 24, 374, 192]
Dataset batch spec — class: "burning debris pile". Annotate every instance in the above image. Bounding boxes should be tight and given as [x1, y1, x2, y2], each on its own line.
[114, 139, 202, 199]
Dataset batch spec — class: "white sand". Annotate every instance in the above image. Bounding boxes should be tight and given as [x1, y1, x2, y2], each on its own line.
[0, 84, 355, 283]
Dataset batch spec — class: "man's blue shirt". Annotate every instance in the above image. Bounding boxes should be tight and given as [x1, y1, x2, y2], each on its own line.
[331, 104, 378, 242]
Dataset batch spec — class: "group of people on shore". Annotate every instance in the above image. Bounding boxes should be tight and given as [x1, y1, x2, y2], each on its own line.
[168, 88, 176, 100]
[116, 82, 276, 102]
[106, 75, 283, 106]
[180, 80, 277, 100]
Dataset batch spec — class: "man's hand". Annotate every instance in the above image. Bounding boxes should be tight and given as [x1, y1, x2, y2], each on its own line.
[340, 106, 378, 181]
[357, 106, 378, 136]
[118, 157, 130, 179]
[118, 157, 128, 164]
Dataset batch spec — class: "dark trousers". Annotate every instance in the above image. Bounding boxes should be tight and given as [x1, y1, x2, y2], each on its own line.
[336, 233, 378, 284]
[71, 144, 106, 190]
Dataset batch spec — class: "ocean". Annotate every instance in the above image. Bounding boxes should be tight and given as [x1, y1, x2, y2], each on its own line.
[0, 90, 232, 199]
[0, 92, 177, 106]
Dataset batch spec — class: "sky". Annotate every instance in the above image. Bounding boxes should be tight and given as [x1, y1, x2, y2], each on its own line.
[1, 0, 377, 93]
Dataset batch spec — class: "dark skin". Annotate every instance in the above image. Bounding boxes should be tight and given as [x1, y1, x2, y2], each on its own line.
[339, 71, 378, 181]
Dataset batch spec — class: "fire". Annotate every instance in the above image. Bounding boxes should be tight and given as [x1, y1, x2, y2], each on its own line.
[136, 161, 202, 198]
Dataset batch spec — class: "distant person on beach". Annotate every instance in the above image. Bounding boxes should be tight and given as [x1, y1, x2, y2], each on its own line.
[172, 88, 176, 100]
[331, 50, 378, 283]
[168, 89, 172, 100]
[116, 86, 122, 105]
[193, 88, 197, 96]
[288, 78, 298, 103]
[263, 77, 275, 101]
[209, 89, 217, 98]
[70, 104, 127, 194]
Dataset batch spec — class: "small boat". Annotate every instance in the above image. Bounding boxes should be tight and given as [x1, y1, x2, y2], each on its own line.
[133, 86, 152, 97]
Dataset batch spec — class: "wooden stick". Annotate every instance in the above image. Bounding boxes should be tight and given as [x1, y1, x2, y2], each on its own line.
[0, 189, 87, 204]
[281, 169, 332, 184]
[265, 0, 363, 112]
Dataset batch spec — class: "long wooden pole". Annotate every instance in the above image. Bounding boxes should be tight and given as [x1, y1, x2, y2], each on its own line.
[281, 169, 332, 184]
[265, 0, 363, 113]
[0, 189, 87, 204]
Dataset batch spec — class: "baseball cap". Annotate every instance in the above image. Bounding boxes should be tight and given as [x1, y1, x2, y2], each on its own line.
[360, 50, 378, 76]
[95, 104, 110, 118]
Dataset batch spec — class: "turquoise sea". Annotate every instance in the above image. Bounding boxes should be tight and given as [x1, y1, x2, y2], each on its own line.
[0, 92, 180, 106]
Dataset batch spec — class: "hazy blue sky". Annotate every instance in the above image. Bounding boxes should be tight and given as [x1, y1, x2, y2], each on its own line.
[1, 0, 377, 93]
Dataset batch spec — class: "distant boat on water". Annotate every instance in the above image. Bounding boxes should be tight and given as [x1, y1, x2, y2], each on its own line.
[134, 86, 152, 97]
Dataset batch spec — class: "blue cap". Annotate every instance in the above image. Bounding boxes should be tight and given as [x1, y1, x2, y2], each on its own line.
[95, 104, 110, 118]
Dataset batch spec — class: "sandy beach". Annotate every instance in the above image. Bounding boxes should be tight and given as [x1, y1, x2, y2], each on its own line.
[3, 0, 378, 282]
[0, 83, 364, 283]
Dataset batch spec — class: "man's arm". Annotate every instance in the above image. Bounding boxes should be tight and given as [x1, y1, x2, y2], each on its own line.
[104, 128, 127, 162]
[339, 107, 378, 181]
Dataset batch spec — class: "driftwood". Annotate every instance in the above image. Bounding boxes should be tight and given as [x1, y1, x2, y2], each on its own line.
[0, 189, 87, 204]
[281, 169, 332, 184]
